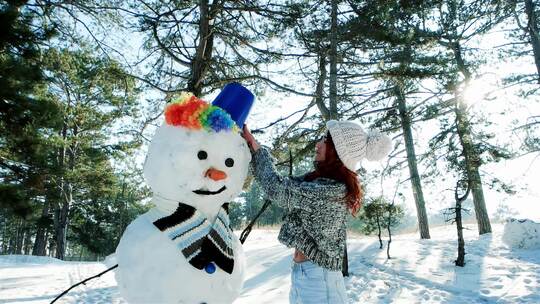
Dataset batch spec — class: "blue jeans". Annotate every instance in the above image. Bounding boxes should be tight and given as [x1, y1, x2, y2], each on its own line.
[289, 260, 348, 304]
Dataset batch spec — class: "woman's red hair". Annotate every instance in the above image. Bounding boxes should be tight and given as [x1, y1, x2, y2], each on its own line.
[304, 132, 363, 216]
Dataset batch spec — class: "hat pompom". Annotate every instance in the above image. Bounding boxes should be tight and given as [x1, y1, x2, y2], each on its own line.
[365, 130, 392, 161]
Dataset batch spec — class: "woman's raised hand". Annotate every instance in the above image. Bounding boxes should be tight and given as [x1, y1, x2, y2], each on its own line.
[242, 125, 260, 152]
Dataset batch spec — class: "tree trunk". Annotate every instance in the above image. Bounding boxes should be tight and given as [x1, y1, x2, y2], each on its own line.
[49, 242, 55, 257]
[78, 245, 83, 261]
[454, 102, 492, 234]
[54, 118, 78, 260]
[455, 198, 465, 267]
[44, 230, 50, 256]
[341, 237, 349, 277]
[376, 213, 383, 249]
[23, 227, 33, 255]
[54, 201, 70, 260]
[2, 218, 11, 254]
[386, 210, 393, 260]
[330, 0, 346, 275]
[328, 0, 338, 119]
[15, 220, 24, 254]
[53, 122, 67, 260]
[0, 218, 7, 254]
[525, 0, 540, 82]
[454, 180, 470, 267]
[314, 53, 330, 120]
[395, 86, 431, 239]
[115, 183, 128, 248]
[188, 0, 215, 96]
[53, 201, 66, 259]
[32, 201, 50, 256]
[8, 236, 15, 254]
[452, 42, 492, 235]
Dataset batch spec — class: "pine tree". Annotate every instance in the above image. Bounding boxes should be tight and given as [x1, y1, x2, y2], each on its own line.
[0, 0, 58, 218]
[40, 48, 140, 259]
[341, 0, 446, 239]
[102, 0, 304, 96]
[357, 196, 404, 249]
[0, 0, 61, 254]
[426, 0, 512, 234]
[503, 0, 540, 86]
[500, 0, 540, 153]
[69, 173, 149, 258]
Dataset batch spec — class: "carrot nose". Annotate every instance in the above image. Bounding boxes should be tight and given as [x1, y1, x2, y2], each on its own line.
[205, 168, 227, 181]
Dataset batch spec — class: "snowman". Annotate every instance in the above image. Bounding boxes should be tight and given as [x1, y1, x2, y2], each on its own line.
[115, 83, 254, 304]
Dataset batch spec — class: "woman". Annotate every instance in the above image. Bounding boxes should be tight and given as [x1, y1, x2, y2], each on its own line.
[242, 120, 391, 304]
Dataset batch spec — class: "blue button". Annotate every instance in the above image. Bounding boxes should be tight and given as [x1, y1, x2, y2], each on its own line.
[205, 262, 216, 274]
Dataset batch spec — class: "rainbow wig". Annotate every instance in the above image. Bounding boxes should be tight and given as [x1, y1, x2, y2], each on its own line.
[164, 92, 238, 133]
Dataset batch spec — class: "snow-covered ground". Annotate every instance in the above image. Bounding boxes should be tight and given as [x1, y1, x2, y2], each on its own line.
[1, 223, 539, 303]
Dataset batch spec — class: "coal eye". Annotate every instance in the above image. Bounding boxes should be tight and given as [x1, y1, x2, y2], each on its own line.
[197, 150, 208, 160]
[225, 158, 234, 167]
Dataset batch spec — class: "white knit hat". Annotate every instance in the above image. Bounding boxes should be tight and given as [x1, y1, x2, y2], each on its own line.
[326, 120, 392, 171]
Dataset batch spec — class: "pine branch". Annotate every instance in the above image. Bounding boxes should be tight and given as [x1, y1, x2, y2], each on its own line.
[252, 106, 312, 132]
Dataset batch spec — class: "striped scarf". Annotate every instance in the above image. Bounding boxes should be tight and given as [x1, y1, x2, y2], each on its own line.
[153, 203, 234, 274]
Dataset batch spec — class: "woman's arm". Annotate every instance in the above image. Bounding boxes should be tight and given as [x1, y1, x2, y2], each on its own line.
[243, 126, 346, 210]
[251, 147, 346, 211]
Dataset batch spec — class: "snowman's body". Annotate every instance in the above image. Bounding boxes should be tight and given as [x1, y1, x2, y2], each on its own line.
[115, 207, 245, 304]
[115, 95, 252, 304]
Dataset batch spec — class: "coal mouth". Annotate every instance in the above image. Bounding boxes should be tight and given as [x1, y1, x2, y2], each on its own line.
[193, 186, 227, 195]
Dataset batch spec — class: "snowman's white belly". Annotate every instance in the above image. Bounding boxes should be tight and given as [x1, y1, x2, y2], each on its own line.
[115, 209, 245, 304]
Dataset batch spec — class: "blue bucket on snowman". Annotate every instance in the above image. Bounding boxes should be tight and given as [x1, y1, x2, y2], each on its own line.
[212, 82, 254, 129]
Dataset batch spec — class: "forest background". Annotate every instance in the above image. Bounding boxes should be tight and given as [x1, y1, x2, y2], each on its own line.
[1, 0, 539, 261]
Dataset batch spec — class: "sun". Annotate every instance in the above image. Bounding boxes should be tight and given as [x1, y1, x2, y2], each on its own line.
[462, 74, 500, 106]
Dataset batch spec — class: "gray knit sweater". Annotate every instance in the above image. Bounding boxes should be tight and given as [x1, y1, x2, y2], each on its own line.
[251, 147, 348, 271]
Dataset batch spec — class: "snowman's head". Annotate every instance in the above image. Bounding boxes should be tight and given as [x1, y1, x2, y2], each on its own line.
[144, 93, 251, 217]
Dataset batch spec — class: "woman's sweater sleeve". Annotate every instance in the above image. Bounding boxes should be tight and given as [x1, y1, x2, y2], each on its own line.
[251, 147, 346, 211]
